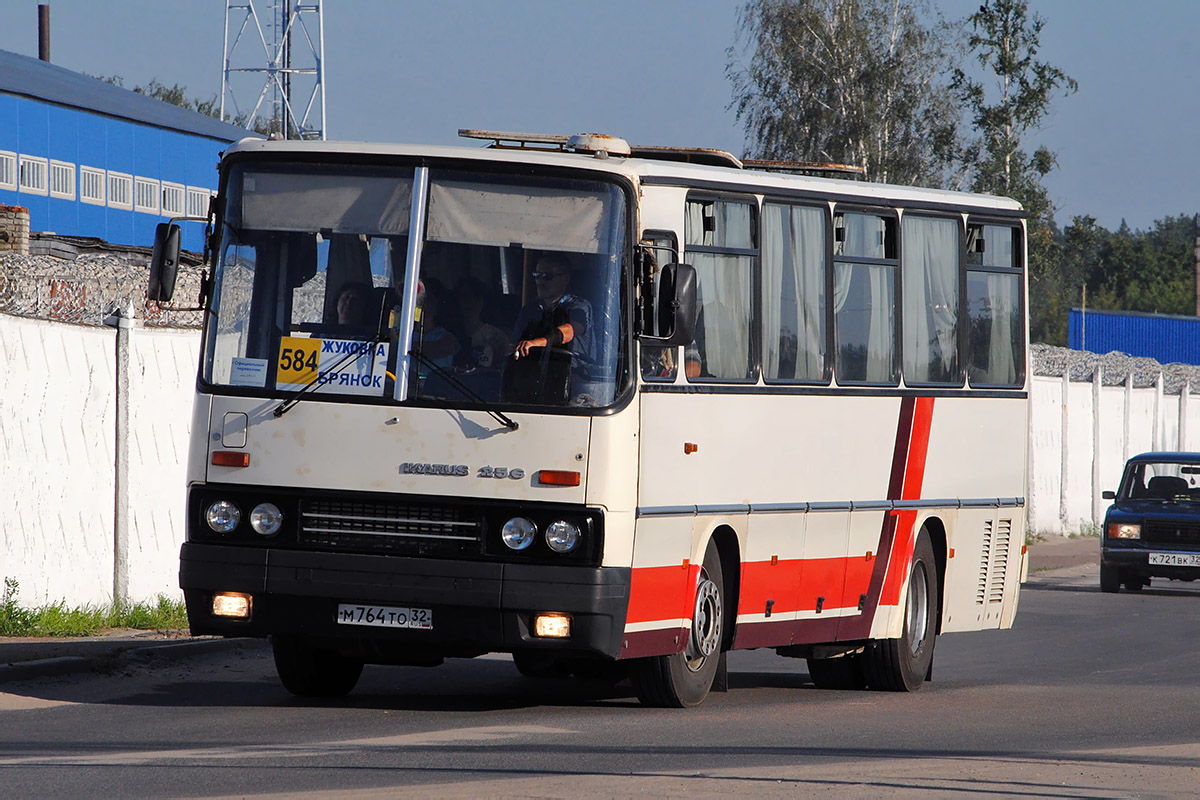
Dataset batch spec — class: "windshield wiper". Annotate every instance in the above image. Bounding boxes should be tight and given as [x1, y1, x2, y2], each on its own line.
[273, 335, 381, 418]
[408, 349, 519, 431]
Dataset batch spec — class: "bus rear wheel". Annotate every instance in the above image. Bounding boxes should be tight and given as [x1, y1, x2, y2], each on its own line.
[271, 635, 364, 698]
[806, 654, 867, 690]
[632, 543, 725, 708]
[863, 529, 938, 692]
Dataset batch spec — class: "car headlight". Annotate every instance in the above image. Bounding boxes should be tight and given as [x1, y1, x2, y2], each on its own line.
[206, 500, 241, 533]
[501, 517, 537, 550]
[1108, 523, 1140, 540]
[250, 503, 283, 536]
[545, 520, 581, 553]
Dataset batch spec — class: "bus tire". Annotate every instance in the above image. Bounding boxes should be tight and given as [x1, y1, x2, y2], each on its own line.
[271, 635, 363, 698]
[512, 651, 571, 679]
[632, 543, 725, 708]
[863, 529, 937, 692]
[1099, 562, 1121, 593]
[806, 654, 866, 690]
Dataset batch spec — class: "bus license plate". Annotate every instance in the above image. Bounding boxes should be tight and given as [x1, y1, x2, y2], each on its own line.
[1148, 553, 1200, 568]
[336, 604, 432, 630]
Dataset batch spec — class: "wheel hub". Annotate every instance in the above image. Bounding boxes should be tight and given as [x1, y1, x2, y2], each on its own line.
[686, 573, 722, 669]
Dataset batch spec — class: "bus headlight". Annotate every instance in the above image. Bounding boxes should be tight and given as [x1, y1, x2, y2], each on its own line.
[206, 500, 241, 533]
[501, 517, 537, 550]
[250, 503, 283, 536]
[545, 520, 581, 553]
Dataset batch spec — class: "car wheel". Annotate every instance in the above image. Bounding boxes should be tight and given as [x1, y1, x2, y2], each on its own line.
[1099, 562, 1121, 593]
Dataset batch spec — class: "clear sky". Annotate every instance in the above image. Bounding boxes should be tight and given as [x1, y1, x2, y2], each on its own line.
[3, 0, 1195, 232]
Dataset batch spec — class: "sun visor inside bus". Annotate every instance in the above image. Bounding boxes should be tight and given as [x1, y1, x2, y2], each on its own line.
[425, 180, 613, 254]
[241, 172, 413, 235]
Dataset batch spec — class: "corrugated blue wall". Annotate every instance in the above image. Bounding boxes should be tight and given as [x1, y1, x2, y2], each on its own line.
[1069, 308, 1200, 366]
[0, 94, 224, 252]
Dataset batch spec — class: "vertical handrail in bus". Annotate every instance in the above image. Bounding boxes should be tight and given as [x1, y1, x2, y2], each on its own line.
[393, 166, 430, 401]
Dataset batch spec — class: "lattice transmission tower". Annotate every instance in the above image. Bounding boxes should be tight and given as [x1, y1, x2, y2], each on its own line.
[221, 0, 326, 139]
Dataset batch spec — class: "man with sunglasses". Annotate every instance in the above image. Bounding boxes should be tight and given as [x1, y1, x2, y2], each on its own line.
[505, 252, 594, 404]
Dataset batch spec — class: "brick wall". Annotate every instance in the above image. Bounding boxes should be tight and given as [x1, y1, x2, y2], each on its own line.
[0, 205, 30, 255]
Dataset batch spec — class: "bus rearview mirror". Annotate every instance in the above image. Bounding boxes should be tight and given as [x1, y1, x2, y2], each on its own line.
[642, 263, 697, 347]
[148, 223, 182, 302]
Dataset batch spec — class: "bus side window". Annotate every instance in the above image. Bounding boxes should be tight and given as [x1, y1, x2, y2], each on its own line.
[684, 197, 757, 382]
[762, 202, 826, 382]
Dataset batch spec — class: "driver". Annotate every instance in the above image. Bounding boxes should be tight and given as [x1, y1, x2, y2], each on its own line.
[506, 252, 594, 403]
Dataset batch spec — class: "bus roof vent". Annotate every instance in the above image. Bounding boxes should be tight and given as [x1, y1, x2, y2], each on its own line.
[566, 133, 631, 157]
[742, 159, 866, 178]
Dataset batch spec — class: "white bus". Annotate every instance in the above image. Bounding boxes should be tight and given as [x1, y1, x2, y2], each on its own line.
[150, 131, 1028, 707]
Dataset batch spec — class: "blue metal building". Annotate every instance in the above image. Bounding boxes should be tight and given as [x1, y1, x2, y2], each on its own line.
[0, 48, 258, 252]
[1069, 308, 1200, 366]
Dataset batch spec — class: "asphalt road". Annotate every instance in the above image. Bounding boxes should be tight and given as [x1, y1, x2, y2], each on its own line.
[2, 563, 1199, 799]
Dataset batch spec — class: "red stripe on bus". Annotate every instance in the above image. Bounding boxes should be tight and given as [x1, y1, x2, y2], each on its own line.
[625, 562, 699, 625]
[881, 396, 935, 606]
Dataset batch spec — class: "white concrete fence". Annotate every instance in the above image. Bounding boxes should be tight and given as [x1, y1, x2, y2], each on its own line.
[3, 310, 1196, 607]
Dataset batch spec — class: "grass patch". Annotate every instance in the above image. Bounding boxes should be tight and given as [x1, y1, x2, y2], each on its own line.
[0, 577, 187, 637]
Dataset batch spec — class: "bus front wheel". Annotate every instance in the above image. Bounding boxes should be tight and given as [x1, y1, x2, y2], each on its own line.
[862, 529, 938, 692]
[271, 635, 364, 698]
[632, 543, 725, 708]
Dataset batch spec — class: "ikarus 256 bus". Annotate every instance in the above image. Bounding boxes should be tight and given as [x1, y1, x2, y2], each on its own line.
[149, 130, 1029, 707]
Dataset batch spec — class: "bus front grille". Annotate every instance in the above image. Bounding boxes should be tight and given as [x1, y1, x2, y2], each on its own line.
[298, 498, 485, 557]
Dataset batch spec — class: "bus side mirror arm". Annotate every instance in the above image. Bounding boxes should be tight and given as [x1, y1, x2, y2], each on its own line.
[639, 263, 697, 347]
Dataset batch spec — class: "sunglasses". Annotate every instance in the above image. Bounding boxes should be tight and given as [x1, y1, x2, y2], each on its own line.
[532, 271, 567, 281]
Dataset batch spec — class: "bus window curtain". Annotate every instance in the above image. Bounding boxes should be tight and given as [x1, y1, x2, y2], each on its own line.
[763, 204, 824, 380]
[902, 216, 958, 383]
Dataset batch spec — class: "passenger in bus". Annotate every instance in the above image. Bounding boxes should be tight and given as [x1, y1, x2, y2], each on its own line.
[334, 281, 373, 332]
[415, 283, 460, 374]
[456, 276, 509, 370]
[505, 252, 594, 403]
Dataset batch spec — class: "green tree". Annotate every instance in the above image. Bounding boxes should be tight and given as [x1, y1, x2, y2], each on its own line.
[89, 74, 268, 134]
[727, 0, 963, 186]
[952, 0, 1077, 343]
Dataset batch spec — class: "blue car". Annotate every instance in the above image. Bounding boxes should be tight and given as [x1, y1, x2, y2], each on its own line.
[1101, 452, 1200, 593]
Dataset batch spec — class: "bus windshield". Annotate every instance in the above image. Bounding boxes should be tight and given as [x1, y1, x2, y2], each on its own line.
[203, 162, 630, 411]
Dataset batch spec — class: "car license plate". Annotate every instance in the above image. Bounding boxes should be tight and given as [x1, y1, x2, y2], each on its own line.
[1148, 553, 1200, 567]
[336, 603, 432, 630]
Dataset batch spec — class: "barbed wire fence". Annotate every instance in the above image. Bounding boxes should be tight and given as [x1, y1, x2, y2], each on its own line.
[0, 251, 204, 328]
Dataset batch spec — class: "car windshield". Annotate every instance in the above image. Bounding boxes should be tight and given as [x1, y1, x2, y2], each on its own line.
[1119, 461, 1200, 502]
[202, 162, 630, 411]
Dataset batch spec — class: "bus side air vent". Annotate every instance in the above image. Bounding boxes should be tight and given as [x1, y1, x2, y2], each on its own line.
[976, 519, 993, 605]
[988, 519, 1012, 604]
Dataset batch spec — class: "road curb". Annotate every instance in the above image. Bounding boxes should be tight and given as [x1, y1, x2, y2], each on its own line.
[0, 637, 260, 685]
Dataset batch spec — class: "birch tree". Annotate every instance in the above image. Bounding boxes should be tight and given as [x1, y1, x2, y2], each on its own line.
[952, 0, 1077, 222]
[727, 0, 962, 187]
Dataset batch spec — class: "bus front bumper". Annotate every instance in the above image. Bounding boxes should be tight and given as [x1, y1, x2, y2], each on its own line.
[180, 542, 631, 661]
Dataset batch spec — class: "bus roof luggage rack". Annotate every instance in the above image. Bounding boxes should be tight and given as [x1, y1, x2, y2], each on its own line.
[459, 129, 742, 167]
[459, 129, 632, 156]
[742, 158, 866, 178]
[626, 145, 743, 169]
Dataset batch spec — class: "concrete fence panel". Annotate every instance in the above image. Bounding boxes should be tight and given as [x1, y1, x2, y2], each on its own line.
[2, 314, 116, 605]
